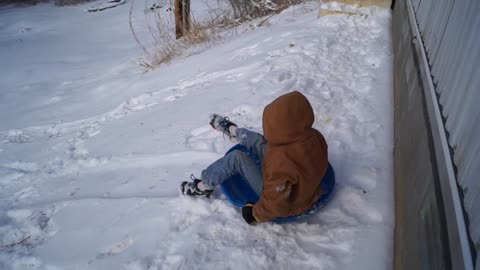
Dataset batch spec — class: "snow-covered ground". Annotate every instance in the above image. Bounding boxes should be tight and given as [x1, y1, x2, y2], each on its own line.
[0, 1, 393, 269]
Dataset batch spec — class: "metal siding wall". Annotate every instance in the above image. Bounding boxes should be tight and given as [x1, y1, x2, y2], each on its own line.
[415, 0, 432, 33]
[406, 0, 480, 265]
[428, 0, 454, 65]
[422, 1, 454, 63]
[412, 0, 421, 11]
[393, 1, 452, 268]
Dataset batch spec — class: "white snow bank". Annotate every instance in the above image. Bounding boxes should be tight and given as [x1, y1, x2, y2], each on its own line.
[0, 1, 393, 269]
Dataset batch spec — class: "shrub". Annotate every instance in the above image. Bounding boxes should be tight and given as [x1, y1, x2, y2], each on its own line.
[130, 0, 235, 71]
[130, 0, 304, 71]
[227, 0, 303, 21]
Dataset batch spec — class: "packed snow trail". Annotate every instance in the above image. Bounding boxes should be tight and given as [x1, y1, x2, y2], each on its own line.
[0, 1, 393, 269]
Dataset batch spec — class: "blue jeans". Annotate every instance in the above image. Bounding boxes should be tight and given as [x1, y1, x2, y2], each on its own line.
[201, 128, 266, 195]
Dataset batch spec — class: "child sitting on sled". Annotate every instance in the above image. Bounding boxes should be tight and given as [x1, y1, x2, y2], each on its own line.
[181, 91, 328, 225]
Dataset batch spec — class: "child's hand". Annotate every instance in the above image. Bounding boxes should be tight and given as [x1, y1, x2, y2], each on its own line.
[242, 203, 257, 225]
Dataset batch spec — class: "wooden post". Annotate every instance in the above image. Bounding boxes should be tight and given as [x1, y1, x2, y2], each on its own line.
[174, 0, 190, 39]
[184, 0, 190, 33]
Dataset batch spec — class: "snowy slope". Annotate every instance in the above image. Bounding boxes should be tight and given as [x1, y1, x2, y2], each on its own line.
[0, 1, 393, 269]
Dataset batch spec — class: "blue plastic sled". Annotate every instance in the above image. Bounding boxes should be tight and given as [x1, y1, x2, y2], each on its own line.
[220, 144, 335, 223]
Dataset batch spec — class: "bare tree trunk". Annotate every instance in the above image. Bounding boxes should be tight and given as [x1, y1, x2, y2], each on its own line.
[184, 0, 190, 33]
[174, 0, 190, 39]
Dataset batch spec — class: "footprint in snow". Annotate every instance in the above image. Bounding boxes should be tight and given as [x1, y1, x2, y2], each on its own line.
[95, 237, 134, 260]
[4, 130, 32, 143]
[164, 93, 186, 101]
[14, 186, 38, 201]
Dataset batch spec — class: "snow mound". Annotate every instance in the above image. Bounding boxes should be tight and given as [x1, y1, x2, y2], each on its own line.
[0, 2, 393, 269]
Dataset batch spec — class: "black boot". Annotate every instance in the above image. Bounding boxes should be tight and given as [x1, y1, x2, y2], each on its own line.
[209, 114, 237, 140]
[181, 174, 213, 198]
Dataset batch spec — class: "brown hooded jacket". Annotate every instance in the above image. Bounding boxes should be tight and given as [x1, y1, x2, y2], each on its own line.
[253, 91, 328, 221]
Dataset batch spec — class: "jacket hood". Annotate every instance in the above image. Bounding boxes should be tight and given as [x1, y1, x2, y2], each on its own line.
[262, 91, 315, 145]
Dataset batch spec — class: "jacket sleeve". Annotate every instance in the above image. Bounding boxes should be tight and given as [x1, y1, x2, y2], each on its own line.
[252, 169, 298, 222]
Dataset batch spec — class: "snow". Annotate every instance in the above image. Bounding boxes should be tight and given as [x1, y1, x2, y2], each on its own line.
[0, 1, 393, 269]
